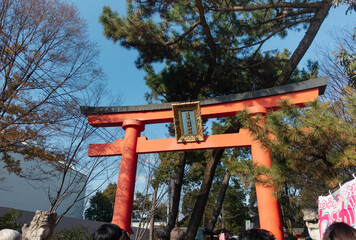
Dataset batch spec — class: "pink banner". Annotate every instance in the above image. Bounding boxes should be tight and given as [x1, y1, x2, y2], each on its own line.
[318, 177, 356, 239]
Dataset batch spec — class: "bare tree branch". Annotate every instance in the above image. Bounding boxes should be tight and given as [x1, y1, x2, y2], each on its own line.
[227, 19, 310, 51]
[195, 0, 217, 98]
[163, 20, 201, 47]
[276, 0, 333, 85]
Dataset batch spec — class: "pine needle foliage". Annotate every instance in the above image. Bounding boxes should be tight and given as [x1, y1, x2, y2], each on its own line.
[99, 0, 332, 102]
[238, 88, 356, 203]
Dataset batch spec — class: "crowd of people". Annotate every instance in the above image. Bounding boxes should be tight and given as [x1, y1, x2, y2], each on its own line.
[90, 222, 356, 240]
[0, 221, 355, 240]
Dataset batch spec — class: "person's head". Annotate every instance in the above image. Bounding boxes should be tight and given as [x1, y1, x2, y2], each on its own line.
[0, 229, 22, 240]
[92, 224, 122, 240]
[322, 222, 356, 240]
[238, 229, 275, 240]
[170, 227, 186, 240]
[156, 230, 164, 240]
[121, 231, 130, 240]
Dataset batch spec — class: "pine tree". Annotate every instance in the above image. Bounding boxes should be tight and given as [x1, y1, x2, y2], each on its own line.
[85, 191, 113, 222]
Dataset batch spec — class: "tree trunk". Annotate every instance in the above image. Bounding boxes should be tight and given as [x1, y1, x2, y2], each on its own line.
[206, 171, 231, 231]
[170, 174, 175, 214]
[276, 0, 333, 85]
[164, 152, 187, 240]
[186, 148, 225, 240]
[186, 120, 241, 240]
[149, 187, 158, 240]
[22, 210, 57, 240]
[221, 207, 225, 229]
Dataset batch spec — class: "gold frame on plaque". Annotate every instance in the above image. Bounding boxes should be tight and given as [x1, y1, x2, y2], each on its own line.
[172, 101, 204, 143]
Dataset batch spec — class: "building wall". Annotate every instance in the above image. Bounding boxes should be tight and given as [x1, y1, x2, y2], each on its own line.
[0, 206, 149, 239]
[0, 152, 86, 219]
[0, 207, 103, 234]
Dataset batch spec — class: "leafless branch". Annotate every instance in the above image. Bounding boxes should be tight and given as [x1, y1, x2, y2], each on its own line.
[277, 0, 333, 85]
[163, 20, 201, 47]
[227, 19, 310, 51]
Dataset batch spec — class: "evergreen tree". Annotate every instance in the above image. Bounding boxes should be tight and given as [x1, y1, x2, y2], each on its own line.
[334, 31, 356, 87]
[220, 178, 250, 233]
[103, 183, 117, 208]
[85, 191, 113, 222]
[100, 0, 333, 98]
[84, 183, 118, 222]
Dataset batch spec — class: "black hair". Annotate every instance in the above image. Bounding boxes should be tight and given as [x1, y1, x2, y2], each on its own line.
[323, 222, 356, 240]
[92, 223, 123, 240]
[238, 229, 275, 240]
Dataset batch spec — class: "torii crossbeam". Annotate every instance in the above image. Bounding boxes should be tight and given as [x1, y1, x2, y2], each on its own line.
[81, 76, 328, 240]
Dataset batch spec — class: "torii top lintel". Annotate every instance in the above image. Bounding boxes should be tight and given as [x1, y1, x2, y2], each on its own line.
[81, 77, 328, 127]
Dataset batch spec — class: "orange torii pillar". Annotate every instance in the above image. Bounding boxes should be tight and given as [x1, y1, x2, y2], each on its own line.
[250, 106, 283, 240]
[112, 119, 145, 233]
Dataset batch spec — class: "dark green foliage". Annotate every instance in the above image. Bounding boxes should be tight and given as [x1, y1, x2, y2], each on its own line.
[84, 183, 118, 222]
[219, 178, 250, 233]
[100, 1, 329, 103]
[142, 46, 310, 102]
[84, 191, 113, 222]
[180, 173, 250, 232]
[85, 183, 166, 223]
[239, 95, 356, 189]
[179, 155, 250, 230]
[154, 150, 207, 189]
[154, 204, 167, 221]
[334, 37, 356, 87]
[102, 183, 117, 207]
[182, 188, 200, 221]
[133, 192, 151, 213]
[0, 209, 22, 232]
[51, 226, 91, 240]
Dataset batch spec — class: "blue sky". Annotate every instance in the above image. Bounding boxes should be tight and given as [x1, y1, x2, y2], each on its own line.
[72, 1, 354, 141]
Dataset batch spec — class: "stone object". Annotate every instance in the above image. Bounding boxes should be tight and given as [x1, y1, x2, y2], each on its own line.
[302, 208, 320, 240]
[22, 210, 57, 240]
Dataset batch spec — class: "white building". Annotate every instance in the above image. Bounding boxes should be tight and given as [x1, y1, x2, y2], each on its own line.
[0, 152, 86, 219]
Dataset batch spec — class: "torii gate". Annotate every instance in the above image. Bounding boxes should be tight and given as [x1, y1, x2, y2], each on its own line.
[81, 77, 328, 240]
